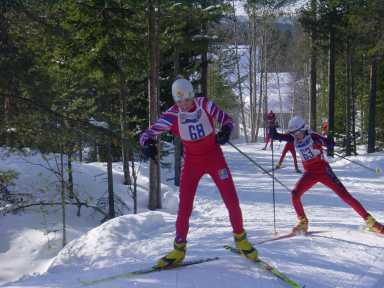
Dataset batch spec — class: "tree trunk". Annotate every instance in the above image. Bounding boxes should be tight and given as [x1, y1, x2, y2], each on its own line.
[67, 151, 74, 199]
[249, 9, 256, 142]
[249, 9, 258, 142]
[327, 27, 335, 157]
[79, 138, 83, 162]
[309, 0, 317, 131]
[200, 0, 208, 98]
[173, 50, 182, 187]
[0, 7, 13, 146]
[232, 0, 248, 143]
[263, 31, 268, 138]
[148, 0, 161, 210]
[130, 151, 138, 214]
[255, 33, 264, 141]
[236, 51, 249, 143]
[252, 12, 258, 141]
[345, 42, 352, 156]
[303, 63, 310, 122]
[276, 69, 283, 126]
[60, 144, 67, 247]
[351, 54, 357, 155]
[201, 45, 208, 97]
[96, 140, 101, 162]
[367, 56, 377, 153]
[119, 76, 131, 185]
[249, 39, 254, 141]
[174, 137, 182, 186]
[107, 137, 115, 219]
[309, 44, 317, 130]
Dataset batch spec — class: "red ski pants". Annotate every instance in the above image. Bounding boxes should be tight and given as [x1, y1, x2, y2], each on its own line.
[278, 143, 298, 166]
[175, 149, 244, 242]
[292, 164, 369, 220]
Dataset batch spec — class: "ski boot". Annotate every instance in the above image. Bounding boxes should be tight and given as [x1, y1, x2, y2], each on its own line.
[294, 164, 302, 174]
[275, 163, 282, 170]
[154, 240, 186, 269]
[366, 215, 384, 234]
[234, 231, 258, 261]
[292, 216, 308, 235]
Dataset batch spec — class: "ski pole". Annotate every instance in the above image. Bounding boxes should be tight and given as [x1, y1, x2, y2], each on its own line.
[271, 139, 277, 234]
[227, 141, 291, 192]
[333, 151, 382, 175]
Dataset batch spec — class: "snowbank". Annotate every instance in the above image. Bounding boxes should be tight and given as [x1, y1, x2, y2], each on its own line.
[0, 148, 180, 285]
[49, 211, 169, 271]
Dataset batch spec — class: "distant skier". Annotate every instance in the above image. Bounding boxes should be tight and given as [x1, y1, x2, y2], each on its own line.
[321, 118, 328, 136]
[270, 116, 384, 235]
[140, 78, 258, 268]
[275, 141, 302, 174]
[262, 110, 277, 150]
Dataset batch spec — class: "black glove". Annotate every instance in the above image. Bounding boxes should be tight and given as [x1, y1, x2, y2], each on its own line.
[216, 125, 232, 145]
[142, 139, 158, 160]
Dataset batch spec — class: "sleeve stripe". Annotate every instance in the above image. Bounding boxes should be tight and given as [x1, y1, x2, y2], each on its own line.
[205, 99, 233, 128]
[158, 118, 173, 126]
[139, 107, 177, 146]
[154, 122, 172, 129]
[218, 111, 224, 124]
[207, 100, 213, 113]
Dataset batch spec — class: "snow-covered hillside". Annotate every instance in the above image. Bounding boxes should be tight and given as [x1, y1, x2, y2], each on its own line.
[0, 148, 178, 286]
[1, 143, 384, 288]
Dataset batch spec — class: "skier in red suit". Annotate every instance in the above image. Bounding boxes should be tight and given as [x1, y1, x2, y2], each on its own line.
[270, 116, 384, 235]
[262, 110, 277, 150]
[321, 118, 329, 136]
[140, 78, 258, 268]
[276, 142, 301, 173]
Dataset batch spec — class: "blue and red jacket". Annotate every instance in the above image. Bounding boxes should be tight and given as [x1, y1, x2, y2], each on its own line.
[270, 127, 334, 171]
[140, 97, 233, 157]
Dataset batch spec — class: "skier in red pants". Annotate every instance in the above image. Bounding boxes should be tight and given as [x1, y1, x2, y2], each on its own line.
[276, 142, 302, 173]
[140, 78, 258, 268]
[262, 110, 277, 150]
[270, 116, 384, 235]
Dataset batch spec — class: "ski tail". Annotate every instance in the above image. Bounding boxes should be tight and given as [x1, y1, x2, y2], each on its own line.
[257, 230, 328, 245]
[224, 245, 304, 288]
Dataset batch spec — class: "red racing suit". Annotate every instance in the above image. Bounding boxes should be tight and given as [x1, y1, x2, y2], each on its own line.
[264, 118, 278, 149]
[140, 97, 244, 242]
[270, 127, 369, 220]
[278, 142, 298, 167]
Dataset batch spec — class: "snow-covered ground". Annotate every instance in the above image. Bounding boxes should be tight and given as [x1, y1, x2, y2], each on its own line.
[1, 142, 384, 288]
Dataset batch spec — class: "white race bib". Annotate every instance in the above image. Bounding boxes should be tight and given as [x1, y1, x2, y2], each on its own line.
[295, 134, 320, 161]
[178, 106, 213, 141]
